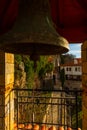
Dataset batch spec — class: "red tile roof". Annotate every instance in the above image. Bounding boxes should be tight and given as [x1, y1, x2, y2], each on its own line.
[60, 58, 82, 67]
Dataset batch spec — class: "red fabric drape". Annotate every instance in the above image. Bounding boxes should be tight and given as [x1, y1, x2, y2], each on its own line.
[0, 0, 87, 42]
[0, 0, 18, 35]
[50, 0, 87, 43]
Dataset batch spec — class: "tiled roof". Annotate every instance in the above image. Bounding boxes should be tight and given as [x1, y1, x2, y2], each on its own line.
[60, 58, 82, 67]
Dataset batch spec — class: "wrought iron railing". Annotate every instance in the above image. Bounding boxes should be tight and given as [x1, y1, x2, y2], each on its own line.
[5, 88, 82, 130]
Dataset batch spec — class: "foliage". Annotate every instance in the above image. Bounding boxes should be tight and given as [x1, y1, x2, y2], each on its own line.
[15, 54, 22, 64]
[37, 56, 54, 78]
[22, 55, 34, 89]
[14, 55, 34, 88]
[59, 68, 66, 88]
[22, 55, 34, 79]
[45, 62, 54, 73]
[60, 53, 76, 64]
[14, 55, 54, 88]
[14, 55, 23, 80]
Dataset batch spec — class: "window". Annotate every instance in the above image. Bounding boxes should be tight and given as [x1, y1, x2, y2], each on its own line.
[75, 67, 77, 71]
[78, 67, 80, 71]
[69, 67, 71, 71]
[66, 67, 68, 71]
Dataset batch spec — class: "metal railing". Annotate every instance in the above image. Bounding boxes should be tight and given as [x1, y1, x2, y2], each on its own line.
[5, 88, 82, 130]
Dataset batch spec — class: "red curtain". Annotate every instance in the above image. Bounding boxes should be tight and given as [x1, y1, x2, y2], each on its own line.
[50, 0, 87, 42]
[0, 0, 87, 42]
[0, 0, 18, 34]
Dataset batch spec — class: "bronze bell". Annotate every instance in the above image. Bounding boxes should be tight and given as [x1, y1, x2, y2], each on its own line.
[0, 0, 69, 56]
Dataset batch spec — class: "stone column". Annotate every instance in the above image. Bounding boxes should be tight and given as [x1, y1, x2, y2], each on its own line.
[0, 51, 14, 130]
[82, 41, 87, 130]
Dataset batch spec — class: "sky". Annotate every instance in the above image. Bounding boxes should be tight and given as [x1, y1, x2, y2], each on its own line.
[68, 43, 82, 58]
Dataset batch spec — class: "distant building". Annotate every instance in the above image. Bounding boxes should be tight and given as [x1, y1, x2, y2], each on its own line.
[60, 58, 82, 80]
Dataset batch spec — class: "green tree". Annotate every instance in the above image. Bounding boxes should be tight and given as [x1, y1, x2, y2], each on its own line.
[14, 55, 54, 88]
[14, 55, 23, 80]
[60, 68, 66, 88]
[60, 53, 76, 64]
[37, 56, 54, 79]
[22, 55, 34, 89]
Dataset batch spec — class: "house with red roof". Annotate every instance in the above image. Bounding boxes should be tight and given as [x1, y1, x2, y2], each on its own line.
[60, 58, 82, 80]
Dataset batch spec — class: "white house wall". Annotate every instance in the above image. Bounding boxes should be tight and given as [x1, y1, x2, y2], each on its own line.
[61, 66, 82, 76]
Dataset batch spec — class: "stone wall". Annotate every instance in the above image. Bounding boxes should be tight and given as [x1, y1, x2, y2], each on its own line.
[82, 41, 87, 130]
[0, 51, 14, 130]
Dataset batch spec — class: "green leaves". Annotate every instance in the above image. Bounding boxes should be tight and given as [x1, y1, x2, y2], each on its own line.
[14, 55, 54, 88]
[60, 68, 66, 88]
[37, 56, 54, 78]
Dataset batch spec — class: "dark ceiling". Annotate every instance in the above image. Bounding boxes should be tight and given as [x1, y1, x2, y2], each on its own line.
[0, 0, 87, 43]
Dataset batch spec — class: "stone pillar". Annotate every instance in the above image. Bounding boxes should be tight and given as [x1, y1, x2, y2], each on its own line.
[82, 41, 87, 130]
[0, 51, 14, 130]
